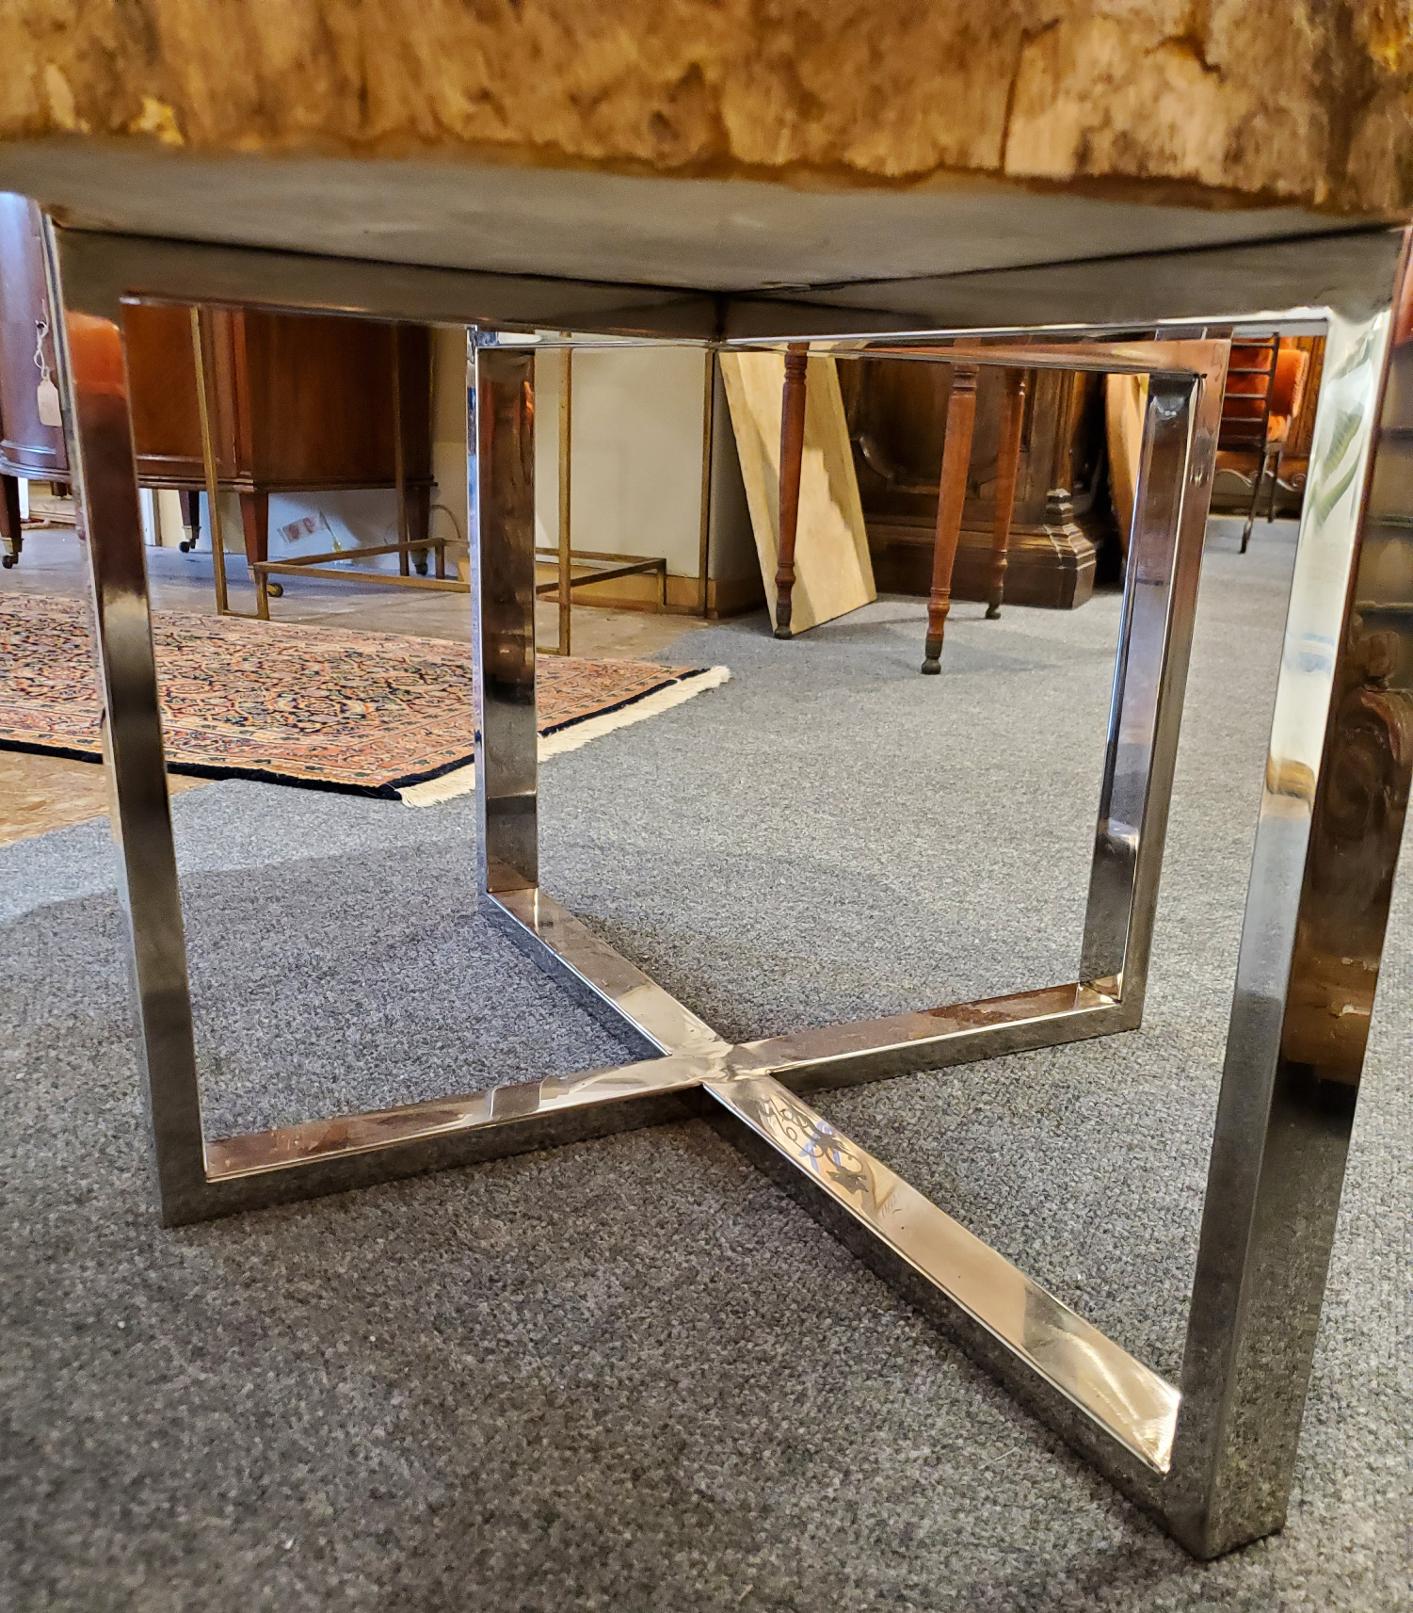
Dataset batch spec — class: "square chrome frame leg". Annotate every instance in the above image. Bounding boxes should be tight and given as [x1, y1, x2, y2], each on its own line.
[1166, 267, 1413, 1556]
[471, 338, 732, 1062]
[41, 218, 1413, 1560]
[43, 249, 210, 1222]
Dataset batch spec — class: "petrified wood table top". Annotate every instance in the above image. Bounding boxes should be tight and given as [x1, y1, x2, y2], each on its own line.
[0, 2, 1408, 287]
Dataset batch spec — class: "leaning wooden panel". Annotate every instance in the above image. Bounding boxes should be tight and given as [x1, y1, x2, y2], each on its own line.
[1105, 373, 1148, 553]
[720, 351, 875, 637]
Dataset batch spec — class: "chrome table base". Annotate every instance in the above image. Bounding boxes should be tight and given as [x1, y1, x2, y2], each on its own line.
[40, 220, 1413, 1561]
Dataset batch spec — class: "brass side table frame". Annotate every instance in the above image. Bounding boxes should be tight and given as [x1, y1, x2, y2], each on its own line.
[43, 220, 1412, 1562]
[246, 340, 677, 658]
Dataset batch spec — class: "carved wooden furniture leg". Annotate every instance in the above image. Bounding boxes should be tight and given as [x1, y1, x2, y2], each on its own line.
[0, 472, 22, 569]
[408, 483, 435, 575]
[773, 344, 808, 638]
[922, 363, 979, 673]
[987, 369, 1026, 619]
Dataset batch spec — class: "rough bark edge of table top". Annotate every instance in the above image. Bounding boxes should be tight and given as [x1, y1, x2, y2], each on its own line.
[1, 3, 1409, 217]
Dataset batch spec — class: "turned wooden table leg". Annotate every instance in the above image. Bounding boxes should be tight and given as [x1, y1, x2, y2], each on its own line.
[987, 369, 1026, 619]
[774, 344, 808, 638]
[407, 482, 434, 575]
[922, 363, 978, 674]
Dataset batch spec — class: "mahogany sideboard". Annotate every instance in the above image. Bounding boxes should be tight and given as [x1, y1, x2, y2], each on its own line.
[0, 193, 432, 574]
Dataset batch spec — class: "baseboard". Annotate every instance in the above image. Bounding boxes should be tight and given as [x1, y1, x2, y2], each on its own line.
[533, 564, 765, 619]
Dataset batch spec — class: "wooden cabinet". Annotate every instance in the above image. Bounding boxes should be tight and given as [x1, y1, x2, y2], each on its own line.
[0, 195, 66, 489]
[838, 359, 1114, 609]
[0, 194, 431, 569]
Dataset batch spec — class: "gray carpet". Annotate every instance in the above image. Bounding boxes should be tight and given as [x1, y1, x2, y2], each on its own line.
[3, 520, 1409, 1610]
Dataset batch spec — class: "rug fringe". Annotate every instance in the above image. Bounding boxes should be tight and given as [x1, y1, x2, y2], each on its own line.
[399, 761, 479, 807]
[540, 664, 732, 762]
[397, 666, 731, 806]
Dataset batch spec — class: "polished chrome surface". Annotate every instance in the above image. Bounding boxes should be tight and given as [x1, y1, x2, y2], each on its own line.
[42, 221, 1403, 349]
[555, 346, 574, 654]
[740, 983, 1124, 1091]
[1166, 236, 1413, 1558]
[725, 229, 1404, 344]
[199, 1053, 715, 1219]
[472, 340, 540, 895]
[487, 887, 727, 1060]
[43, 221, 209, 1226]
[1079, 353, 1225, 998]
[54, 227, 718, 341]
[45, 215, 1413, 1558]
[752, 338, 1226, 377]
[707, 1074, 1180, 1473]
[207, 1054, 715, 1177]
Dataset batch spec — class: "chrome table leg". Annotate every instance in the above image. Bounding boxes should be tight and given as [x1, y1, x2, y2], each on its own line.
[470, 338, 727, 1061]
[1079, 366, 1224, 1004]
[471, 342, 540, 900]
[1168, 262, 1413, 1556]
[40, 218, 1411, 1559]
[45, 232, 208, 1226]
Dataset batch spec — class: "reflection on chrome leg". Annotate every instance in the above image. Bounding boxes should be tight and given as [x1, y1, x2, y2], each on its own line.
[45, 224, 208, 1226]
[1169, 245, 1413, 1557]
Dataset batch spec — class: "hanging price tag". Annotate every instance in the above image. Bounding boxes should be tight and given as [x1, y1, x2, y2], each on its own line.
[36, 375, 61, 428]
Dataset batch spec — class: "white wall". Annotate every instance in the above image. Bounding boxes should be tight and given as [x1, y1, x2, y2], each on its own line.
[534, 345, 754, 583]
[429, 325, 471, 570]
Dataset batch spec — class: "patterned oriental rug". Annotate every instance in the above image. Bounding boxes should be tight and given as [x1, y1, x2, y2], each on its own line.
[0, 594, 728, 803]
